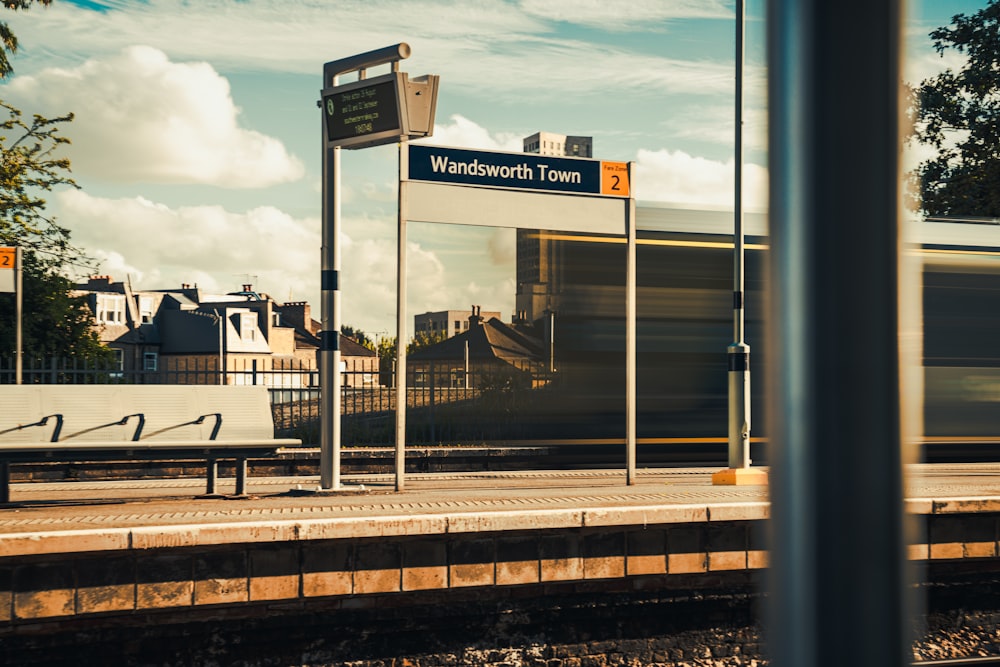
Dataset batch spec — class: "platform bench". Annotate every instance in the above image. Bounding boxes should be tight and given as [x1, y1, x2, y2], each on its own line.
[0, 385, 302, 503]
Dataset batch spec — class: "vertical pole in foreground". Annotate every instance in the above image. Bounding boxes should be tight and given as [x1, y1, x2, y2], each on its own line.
[714, 0, 764, 486]
[766, 2, 911, 666]
[14, 247, 22, 385]
[319, 67, 342, 490]
[625, 181, 637, 484]
[395, 140, 409, 492]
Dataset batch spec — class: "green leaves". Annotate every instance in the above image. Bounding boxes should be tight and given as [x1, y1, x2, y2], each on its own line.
[0, 1, 52, 79]
[914, 1, 1000, 218]
[0, 100, 81, 270]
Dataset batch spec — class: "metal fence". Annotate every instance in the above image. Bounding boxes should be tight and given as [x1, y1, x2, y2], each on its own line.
[0, 357, 556, 447]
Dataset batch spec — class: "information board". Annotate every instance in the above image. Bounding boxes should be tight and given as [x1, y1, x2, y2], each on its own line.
[322, 73, 405, 149]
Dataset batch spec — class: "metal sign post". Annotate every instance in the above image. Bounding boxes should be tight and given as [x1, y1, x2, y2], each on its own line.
[317, 44, 437, 492]
[626, 186, 637, 483]
[395, 141, 409, 491]
[0, 247, 21, 384]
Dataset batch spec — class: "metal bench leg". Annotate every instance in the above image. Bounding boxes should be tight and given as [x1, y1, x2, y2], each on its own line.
[234, 458, 248, 497]
[1, 461, 9, 504]
[205, 458, 219, 496]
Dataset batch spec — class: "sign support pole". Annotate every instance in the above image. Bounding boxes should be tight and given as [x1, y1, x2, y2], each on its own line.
[626, 177, 636, 485]
[15, 247, 22, 385]
[315, 44, 420, 494]
[319, 65, 342, 490]
[395, 139, 409, 491]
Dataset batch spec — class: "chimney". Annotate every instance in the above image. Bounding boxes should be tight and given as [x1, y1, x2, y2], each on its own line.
[468, 304, 484, 327]
[281, 301, 313, 332]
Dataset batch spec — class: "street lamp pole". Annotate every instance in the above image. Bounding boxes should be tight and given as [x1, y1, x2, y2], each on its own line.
[713, 0, 765, 486]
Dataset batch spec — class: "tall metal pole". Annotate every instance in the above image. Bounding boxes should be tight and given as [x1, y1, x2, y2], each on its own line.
[766, 2, 911, 666]
[317, 44, 414, 493]
[14, 247, 22, 385]
[395, 139, 409, 491]
[625, 182, 637, 485]
[714, 0, 763, 485]
[319, 69, 342, 490]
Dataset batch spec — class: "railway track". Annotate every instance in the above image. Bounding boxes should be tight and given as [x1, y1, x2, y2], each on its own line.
[916, 658, 1000, 666]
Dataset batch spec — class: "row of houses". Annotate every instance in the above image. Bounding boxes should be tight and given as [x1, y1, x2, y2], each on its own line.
[74, 278, 549, 389]
[75, 276, 377, 387]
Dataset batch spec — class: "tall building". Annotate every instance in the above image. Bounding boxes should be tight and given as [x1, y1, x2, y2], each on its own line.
[516, 132, 593, 323]
[415, 307, 501, 339]
[522, 132, 592, 158]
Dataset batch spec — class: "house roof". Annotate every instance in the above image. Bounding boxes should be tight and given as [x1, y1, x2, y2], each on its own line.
[340, 334, 377, 357]
[408, 317, 543, 363]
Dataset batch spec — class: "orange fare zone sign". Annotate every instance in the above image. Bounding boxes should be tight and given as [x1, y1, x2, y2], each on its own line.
[600, 161, 630, 197]
[0, 247, 14, 269]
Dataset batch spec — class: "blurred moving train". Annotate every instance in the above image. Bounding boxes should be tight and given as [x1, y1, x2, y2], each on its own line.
[491, 203, 1000, 463]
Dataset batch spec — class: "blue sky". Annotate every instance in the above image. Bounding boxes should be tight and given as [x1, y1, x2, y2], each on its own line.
[0, 0, 987, 336]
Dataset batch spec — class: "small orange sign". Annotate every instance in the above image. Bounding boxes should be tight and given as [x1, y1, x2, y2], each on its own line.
[0, 247, 14, 269]
[600, 161, 630, 197]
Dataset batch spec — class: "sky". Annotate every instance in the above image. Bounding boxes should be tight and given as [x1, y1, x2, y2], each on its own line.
[0, 0, 986, 338]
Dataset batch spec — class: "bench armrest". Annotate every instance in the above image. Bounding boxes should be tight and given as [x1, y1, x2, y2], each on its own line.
[0, 413, 65, 442]
[195, 413, 223, 440]
[118, 413, 145, 441]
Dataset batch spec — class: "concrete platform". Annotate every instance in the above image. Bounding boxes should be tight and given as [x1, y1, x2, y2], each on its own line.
[0, 464, 997, 548]
[0, 464, 999, 627]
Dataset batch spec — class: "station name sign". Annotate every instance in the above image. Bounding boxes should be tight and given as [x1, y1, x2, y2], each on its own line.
[409, 145, 630, 198]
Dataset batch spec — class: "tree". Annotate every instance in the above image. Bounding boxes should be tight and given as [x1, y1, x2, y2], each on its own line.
[0, 100, 79, 263]
[0, 1, 109, 361]
[340, 324, 374, 351]
[407, 330, 446, 354]
[0, 253, 107, 359]
[0, 1, 52, 79]
[912, 1, 1000, 218]
[0, 104, 103, 359]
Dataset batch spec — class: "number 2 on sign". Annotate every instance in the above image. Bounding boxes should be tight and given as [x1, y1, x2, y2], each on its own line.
[600, 162, 630, 197]
[0, 248, 14, 268]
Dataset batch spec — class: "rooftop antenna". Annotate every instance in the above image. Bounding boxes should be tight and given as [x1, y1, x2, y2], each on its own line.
[233, 274, 259, 289]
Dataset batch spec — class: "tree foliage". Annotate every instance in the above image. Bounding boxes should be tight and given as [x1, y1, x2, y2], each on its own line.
[0, 1, 108, 361]
[0, 1, 51, 79]
[912, 0, 1000, 218]
[407, 330, 446, 354]
[340, 324, 374, 351]
[0, 252, 108, 359]
[0, 101, 79, 265]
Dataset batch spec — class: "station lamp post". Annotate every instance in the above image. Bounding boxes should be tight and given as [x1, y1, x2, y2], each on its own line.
[713, 0, 767, 486]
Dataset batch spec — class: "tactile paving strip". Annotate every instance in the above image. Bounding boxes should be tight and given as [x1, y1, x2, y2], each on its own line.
[0, 487, 769, 529]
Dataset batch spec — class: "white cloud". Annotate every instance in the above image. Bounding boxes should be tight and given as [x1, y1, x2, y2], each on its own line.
[4, 46, 304, 187]
[5, 2, 732, 100]
[58, 189, 318, 299]
[339, 231, 515, 337]
[904, 46, 967, 87]
[424, 114, 523, 151]
[662, 103, 768, 152]
[518, 0, 730, 29]
[488, 228, 516, 266]
[635, 148, 767, 209]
